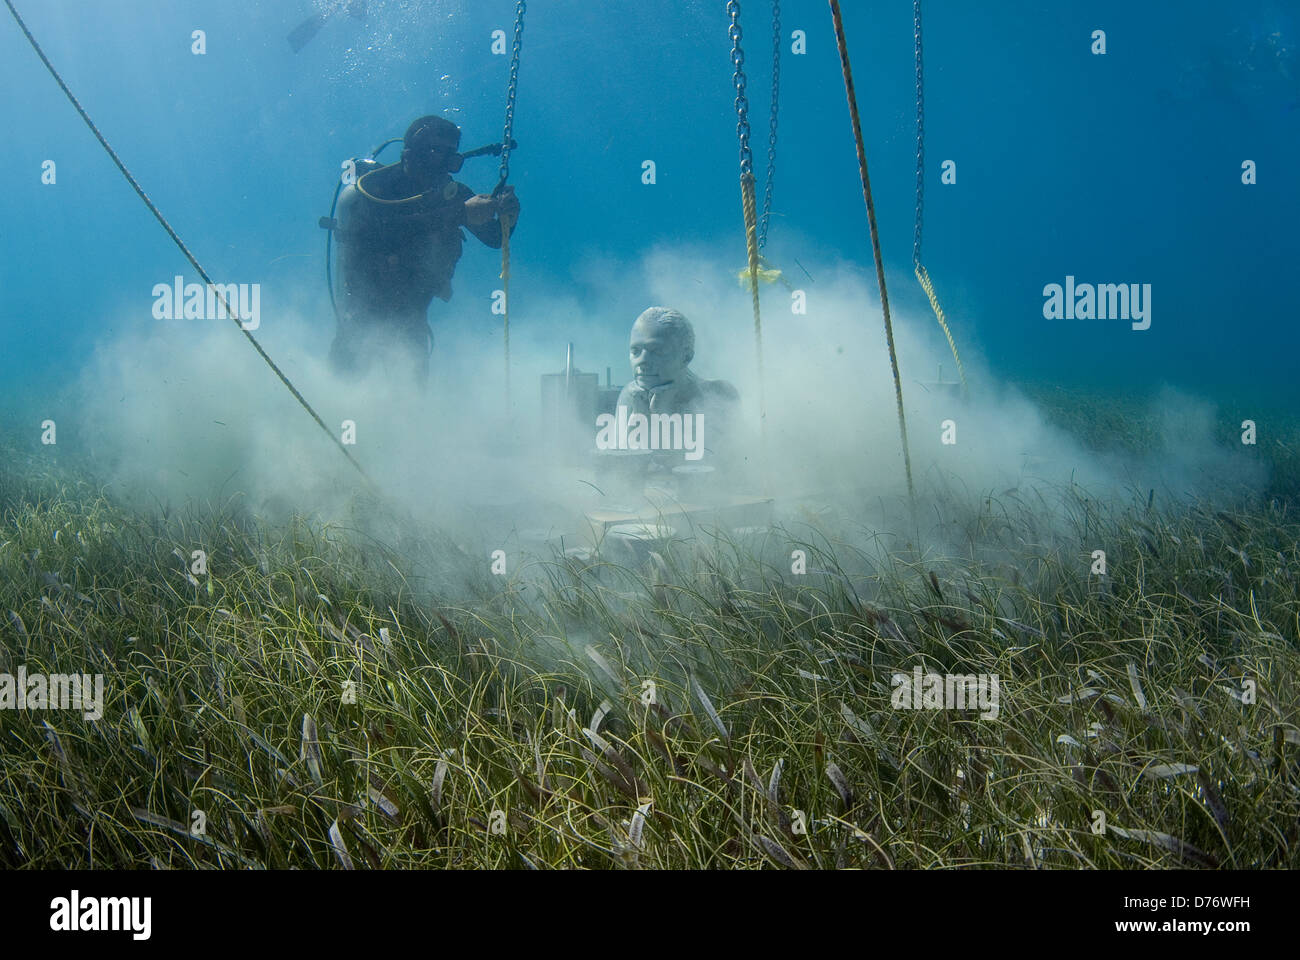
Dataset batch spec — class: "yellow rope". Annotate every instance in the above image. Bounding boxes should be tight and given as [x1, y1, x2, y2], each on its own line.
[740, 172, 767, 434]
[1, 0, 382, 495]
[830, 0, 914, 500]
[914, 262, 968, 398]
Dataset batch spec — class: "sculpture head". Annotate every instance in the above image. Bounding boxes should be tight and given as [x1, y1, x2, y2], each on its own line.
[401, 115, 462, 184]
[629, 307, 694, 390]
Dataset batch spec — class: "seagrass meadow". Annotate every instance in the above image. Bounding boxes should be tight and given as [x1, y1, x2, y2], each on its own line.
[3, 0, 1299, 887]
[1, 395, 1298, 872]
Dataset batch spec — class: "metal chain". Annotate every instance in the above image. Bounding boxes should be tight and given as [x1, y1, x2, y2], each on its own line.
[759, 0, 780, 250]
[912, 0, 924, 267]
[497, 0, 525, 191]
[728, 0, 753, 178]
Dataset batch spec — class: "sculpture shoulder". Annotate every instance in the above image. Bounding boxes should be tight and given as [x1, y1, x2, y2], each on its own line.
[616, 383, 647, 411]
[698, 378, 740, 403]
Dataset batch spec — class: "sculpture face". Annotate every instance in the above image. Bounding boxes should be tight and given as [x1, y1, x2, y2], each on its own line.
[629, 316, 691, 390]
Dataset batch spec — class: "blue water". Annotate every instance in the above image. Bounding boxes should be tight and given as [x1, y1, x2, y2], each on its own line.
[2, 0, 1297, 416]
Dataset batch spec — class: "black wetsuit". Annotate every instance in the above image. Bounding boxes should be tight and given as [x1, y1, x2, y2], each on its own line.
[328, 163, 507, 384]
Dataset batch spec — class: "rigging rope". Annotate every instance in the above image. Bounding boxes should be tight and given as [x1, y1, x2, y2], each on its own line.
[499, 214, 514, 410]
[912, 0, 968, 398]
[728, 0, 767, 435]
[758, 0, 780, 252]
[829, 0, 914, 500]
[496, 0, 525, 413]
[742, 176, 766, 426]
[3, 0, 378, 493]
[735, 1, 784, 294]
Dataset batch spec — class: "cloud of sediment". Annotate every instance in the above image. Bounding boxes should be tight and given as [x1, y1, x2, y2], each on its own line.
[69, 245, 1265, 561]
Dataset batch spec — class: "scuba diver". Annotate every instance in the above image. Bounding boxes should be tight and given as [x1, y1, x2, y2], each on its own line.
[327, 115, 520, 386]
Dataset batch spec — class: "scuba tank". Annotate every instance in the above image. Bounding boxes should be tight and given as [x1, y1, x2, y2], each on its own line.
[318, 138, 398, 325]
